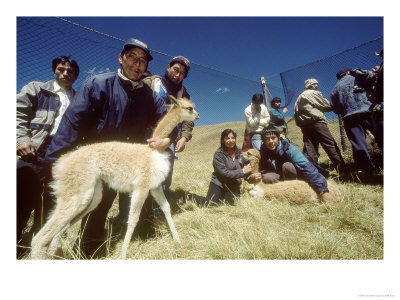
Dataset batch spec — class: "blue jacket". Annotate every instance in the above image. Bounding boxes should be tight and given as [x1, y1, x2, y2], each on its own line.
[330, 74, 372, 119]
[259, 139, 328, 194]
[44, 72, 170, 164]
[269, 107, 287, 128]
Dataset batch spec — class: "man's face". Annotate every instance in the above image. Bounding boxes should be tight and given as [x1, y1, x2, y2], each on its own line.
[167, 62, 186, 84]
[54, 62, 77, 89]
[309, 83, 318, 90]
[264, 133, 279, 151]
[118, 47, 148, 81]
[272, 101, 281, 109]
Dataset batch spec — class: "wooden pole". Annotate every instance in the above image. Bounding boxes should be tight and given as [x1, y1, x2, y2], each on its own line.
[338, 114, 347, 152]
[260, 76, 270, 112]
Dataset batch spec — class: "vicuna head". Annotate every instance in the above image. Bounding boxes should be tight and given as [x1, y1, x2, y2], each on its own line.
[243, 148, 261, 173]
[166, 95, 199, 122]
[151, 95, 199, 139]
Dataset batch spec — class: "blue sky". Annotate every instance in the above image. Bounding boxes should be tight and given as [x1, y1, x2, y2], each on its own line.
[67, 16, 382, 83]
[16, 16, 383, 126]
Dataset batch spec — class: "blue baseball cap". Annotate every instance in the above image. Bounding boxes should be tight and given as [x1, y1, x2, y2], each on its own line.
[122, 38, 153, 61]
[169, 56, 190, 78]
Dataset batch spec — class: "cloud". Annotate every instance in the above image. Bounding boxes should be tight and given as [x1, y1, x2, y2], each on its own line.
[216, 87, 230, 94]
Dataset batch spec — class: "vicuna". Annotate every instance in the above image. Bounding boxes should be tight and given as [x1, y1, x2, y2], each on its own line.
[31, 95, 199, 259]
[242, 149, 341, 204]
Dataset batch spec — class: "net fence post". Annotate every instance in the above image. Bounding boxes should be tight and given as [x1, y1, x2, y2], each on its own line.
[260, 76, 270, 112]
[338, 114, 347, 152]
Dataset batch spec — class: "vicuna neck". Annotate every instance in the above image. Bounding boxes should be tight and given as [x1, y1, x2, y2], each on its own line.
[151, 108, 181, 139]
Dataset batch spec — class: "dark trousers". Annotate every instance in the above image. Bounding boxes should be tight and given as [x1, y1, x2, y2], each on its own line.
[79, 185, 155, 258]
[205, 182, 240, 205]
[343, 113, 380, 172]
[300, 121, 345, 168]
[261, 162, 298, 183]
[17, 159, 53, 253]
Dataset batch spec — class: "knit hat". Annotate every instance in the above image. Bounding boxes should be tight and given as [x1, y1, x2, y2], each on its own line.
[122, 38, 153, 61]
[169, 56, 190, 78]
[304, 78, 318, 89]
[336, 68, 351, 80]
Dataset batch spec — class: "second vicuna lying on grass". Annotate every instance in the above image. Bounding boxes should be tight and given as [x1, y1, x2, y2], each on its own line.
[31, 95, 199, 259]
[249, 180, 341, 205]
[242, 149, 341, 205]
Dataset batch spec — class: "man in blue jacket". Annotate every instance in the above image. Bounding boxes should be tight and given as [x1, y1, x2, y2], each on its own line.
[254, 126, 335, 203]
[118, 55, 193, 222]
[331, 68, 382, 175]
[269, 97, 288, 138]
[43, 38, 173, 258]
[17, 56, 80, 256]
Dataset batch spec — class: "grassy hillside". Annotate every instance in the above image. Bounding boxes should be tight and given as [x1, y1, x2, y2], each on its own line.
[21, 120, 384, 260]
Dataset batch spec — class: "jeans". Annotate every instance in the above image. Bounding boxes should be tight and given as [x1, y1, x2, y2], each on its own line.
[343, 113, 380, 172]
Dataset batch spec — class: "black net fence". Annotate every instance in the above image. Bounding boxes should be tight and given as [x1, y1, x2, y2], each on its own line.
[17, 17, 285, 127]
[17, 17, 382, 154]
[280, 36, 383, 111]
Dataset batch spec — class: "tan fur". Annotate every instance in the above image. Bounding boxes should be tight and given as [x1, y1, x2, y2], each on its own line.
[242, 148, 341, 204]
[242, 148, 261, 173]
[250, 180, 341, 205]
[31, 96, 199, 259]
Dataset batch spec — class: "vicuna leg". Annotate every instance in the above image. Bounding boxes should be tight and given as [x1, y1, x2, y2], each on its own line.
[31, 179, 104, 259]
[150, 185, 180, 243]
[120, 188, 150, 259]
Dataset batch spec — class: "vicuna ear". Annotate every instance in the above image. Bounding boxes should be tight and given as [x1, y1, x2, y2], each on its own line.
[167, 94, 178, 105]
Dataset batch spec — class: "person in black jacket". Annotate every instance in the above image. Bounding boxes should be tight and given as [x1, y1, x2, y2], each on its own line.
[42, 38, 170, 258]
[201, 129, 255, 206]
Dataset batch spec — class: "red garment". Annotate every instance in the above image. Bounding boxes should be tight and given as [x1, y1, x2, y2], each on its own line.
[226, 148, 235, 159]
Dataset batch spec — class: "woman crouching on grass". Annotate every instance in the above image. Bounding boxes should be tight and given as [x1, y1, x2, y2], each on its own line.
[199, 129, 254, 206]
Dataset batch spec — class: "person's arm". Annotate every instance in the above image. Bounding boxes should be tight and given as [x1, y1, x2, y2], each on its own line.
[311, 91, 333, 112]
[175, 121, 194, 152]
[244, 106, 260, 128]
[285, 143, 329, 194]
[330, 89, 344, 115]
[258, 105, 270, 127]
[16, 82, 42, 157]
[44, 80, 97, 164]
[269, 108, 285, 121]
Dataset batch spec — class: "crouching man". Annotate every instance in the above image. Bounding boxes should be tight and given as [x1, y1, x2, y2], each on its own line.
[251, 126, 335, 204]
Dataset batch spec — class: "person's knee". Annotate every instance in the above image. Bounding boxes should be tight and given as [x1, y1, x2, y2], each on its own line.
[282, 162, 297, 180]
[262, 172, 280, 183]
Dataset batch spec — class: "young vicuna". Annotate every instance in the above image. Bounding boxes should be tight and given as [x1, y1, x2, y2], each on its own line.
[242, 149, 341, 204]
[31, 95, 199, 259]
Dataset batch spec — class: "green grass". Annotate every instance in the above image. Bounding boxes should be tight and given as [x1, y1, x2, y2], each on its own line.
[20, 120, 383, 260]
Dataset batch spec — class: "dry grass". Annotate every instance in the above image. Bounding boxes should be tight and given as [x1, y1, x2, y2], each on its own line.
[19, 120, 383, 260]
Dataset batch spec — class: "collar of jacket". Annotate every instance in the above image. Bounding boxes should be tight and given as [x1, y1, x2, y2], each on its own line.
[221, 146, 241, 158]
[162, 71, 183, 96]
[39, 79, 59, 95]
[117, 69, 144, 90]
